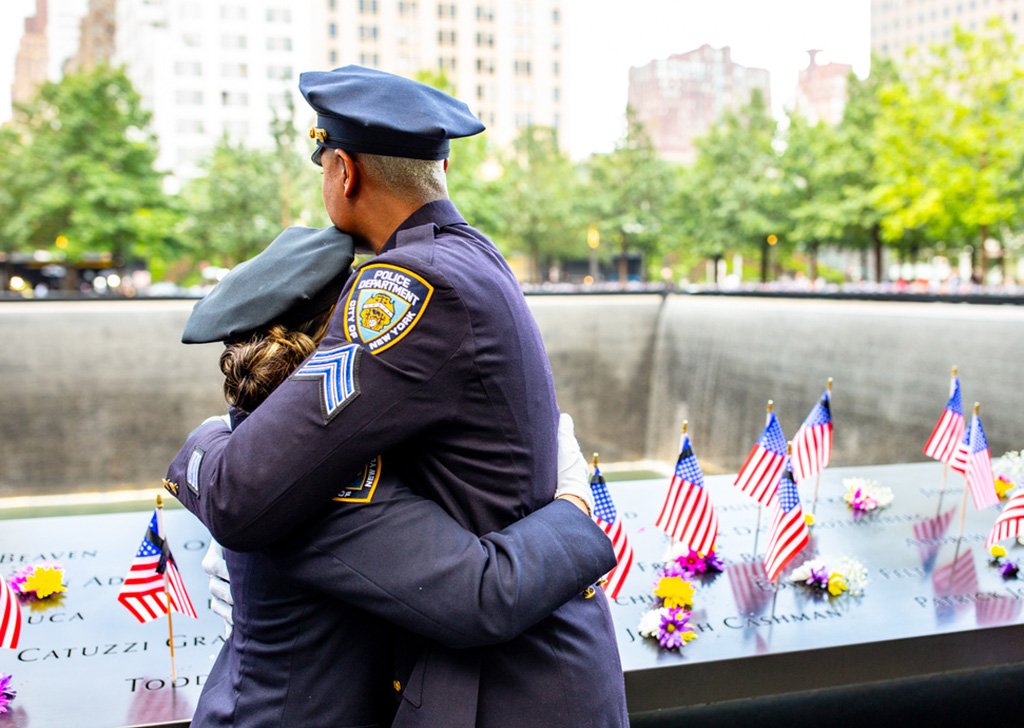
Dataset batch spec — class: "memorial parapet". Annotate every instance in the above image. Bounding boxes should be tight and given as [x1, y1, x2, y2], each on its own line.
[607, 462, 1024, 713]
[1, 462, 1022, 726]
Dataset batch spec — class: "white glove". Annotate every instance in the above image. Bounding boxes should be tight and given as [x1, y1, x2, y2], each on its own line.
[201, 414, 232, 428]
[202, 540, 234, 637]
[554, 412, 594, 517]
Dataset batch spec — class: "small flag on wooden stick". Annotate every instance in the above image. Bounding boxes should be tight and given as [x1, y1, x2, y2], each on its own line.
[734, 408, 787, 507]
[655, 422, 718, 554]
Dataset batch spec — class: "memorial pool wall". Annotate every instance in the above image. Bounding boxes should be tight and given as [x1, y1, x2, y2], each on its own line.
[1, 295, 1022, 496]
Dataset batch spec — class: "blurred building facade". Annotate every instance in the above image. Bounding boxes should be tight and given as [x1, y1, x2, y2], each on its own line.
[65, 0, 116, 73]
[10, 0, 49, 107]
[113, 0, 319, 191]
[793, 49, 851, 126]
[627, 45, 771, 165]
[322, 0, 566, 151]
[871, 0, 1024, 57]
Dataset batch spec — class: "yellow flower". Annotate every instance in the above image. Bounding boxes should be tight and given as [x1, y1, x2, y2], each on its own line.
[804, 513, 815, 526]
[681, 630, 698, 643]
[827, 573, 847, 597]
[653, 576, 695, 609]
[991, 545, 1008, 558]
[995, 476, 1014, 500]
[24, 566, 66, 599]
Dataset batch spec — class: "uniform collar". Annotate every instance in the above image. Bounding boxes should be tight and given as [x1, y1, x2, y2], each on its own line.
[379, 200, 465, 254]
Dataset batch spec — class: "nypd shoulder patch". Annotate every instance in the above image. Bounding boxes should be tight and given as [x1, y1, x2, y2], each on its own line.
[290, 343, 362, 425]
[343, 264, 434, 354]
[333, 456, 382, 503]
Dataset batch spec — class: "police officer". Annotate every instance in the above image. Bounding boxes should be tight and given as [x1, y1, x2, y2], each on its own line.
[179, 225, 614, 727]
[166, 66, 628, 726]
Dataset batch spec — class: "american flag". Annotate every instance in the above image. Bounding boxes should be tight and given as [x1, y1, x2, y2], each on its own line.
[791, 388, 832, 483]
[117, 510, 198, 623]
[985, 486, 1024, 549]
[590, 463, 633, 601]
[963, 414, 999, 511]
[924, 375, 966, 463]
[1, 575, 21, 649]
[655, 433, 718, 554]
[763, 457, 810, 582]
[733, 412, 787, 506]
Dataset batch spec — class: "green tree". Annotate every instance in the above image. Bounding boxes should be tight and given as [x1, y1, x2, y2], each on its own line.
[873, 22, 1024, 278]
[582, 109, 674, 284]
[682, 89, 783, 283]
[493, 125, 584, 281]
[0, 65, 179, 272]
[180, 101, 326, 270]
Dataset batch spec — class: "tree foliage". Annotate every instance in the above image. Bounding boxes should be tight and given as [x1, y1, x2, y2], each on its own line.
[0, 65, 178, 265]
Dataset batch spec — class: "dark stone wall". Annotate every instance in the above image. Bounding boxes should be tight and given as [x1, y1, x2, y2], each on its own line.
[1, 296, 1021, 496]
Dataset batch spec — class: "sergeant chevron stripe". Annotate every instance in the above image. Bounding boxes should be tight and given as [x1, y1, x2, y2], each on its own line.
[291, 343, 362, 424]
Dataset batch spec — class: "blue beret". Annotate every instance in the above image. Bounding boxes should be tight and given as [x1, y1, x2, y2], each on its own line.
[182, 226, 354, 344]
[301, 65, 485, 163]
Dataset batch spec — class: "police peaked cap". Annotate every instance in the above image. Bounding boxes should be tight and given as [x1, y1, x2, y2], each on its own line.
[301, 65, 485, 161]
[182, 226, 355, 344]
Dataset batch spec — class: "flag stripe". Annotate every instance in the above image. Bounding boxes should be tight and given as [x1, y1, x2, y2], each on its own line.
[986, 490, 1024, 548]
[734, 446, 784, 505]
[1, 577, 21, 649]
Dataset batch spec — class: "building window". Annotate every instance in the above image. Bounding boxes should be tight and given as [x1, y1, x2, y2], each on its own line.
[329, 0, 335, 8]
[553, 60, 560, 76]
[330, 49, 338, 64]
[182, 33, 201, 47]
[176, 119, 205, 134]
[360, 26, 379, 41]
[329, 22, 337, 37]
[268, 37, 293, 51]
[222, 63, 248, 78]
[221, 35, 247, 49]
[175, 90, 203, 105]
[553, 7, 560, 23]
[174, 61, 202, 76]
[359, 0, 379, 12]
[220, 6, 245, 21]
[267, 8, 292, 22]
[267, 65, 293, 80]
[221, 91, 249, 107]
[553, 87, 560, 102]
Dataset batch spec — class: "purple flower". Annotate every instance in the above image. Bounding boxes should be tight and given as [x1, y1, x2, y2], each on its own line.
[0, 673, 15, 714]
[704, 549, 724, 572]
[657, 607, 692, 649]
[805, 566, 830, 589]
[657, 561, 687, 580]
[1000, 561, 1020, 578]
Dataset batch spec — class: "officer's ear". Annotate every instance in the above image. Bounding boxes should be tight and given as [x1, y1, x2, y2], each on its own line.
[338, 149, 359, 198]
[443, 158, 449, 174]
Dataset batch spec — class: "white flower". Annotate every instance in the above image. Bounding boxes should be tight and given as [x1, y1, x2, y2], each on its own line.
[638, 607, 670, 638]
[790, 558, 828, 583]
[835, 557, 868, 595]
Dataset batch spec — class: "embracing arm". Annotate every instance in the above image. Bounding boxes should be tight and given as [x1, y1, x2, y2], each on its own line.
[272, 492, 614, 649]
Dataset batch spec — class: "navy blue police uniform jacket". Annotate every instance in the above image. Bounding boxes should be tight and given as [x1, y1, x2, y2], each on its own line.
[166, 200, 629, 726]
[192, 456, 617, 728]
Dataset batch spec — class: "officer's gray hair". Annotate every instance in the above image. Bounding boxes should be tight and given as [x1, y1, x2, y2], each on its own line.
[356, 153, 448, 203]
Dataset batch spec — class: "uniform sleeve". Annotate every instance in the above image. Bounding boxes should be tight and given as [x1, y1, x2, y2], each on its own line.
[164, 263, 472, 551]
[270, 492, 616, 649]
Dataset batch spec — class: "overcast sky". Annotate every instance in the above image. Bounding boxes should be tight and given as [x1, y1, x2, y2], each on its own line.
[1, 0, 871, 157]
